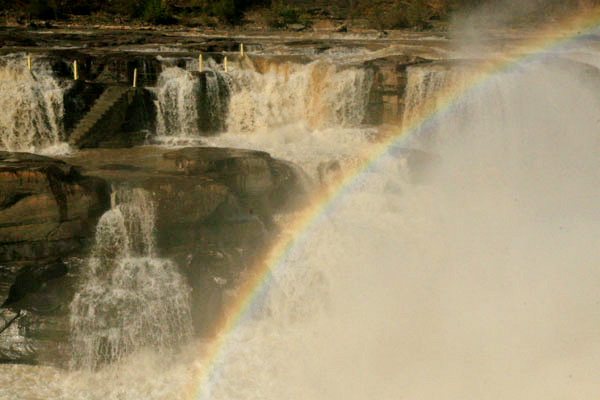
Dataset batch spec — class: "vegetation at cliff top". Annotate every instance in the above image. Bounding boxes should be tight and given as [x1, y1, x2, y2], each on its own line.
[0, 0, 599, 29]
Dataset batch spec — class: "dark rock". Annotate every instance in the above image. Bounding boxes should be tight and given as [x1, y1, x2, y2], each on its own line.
[0, 153, 110, 365]
[194, 70, 230, 134]
[317, 160, 342, 186]
[60, 146, 308, 338]
[63, 81, 106, 133]
[112, 88, 156, 146]
[68, 87, 156, 149]
[2, 259, 67, 309]
[0, 152, 110, 248]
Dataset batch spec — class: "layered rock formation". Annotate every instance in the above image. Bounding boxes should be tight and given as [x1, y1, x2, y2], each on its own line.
[0, 29, 449, 366]
[0, 146, 308, 364]
[0, 152, 110, 364]
[61, 146, 308, 337]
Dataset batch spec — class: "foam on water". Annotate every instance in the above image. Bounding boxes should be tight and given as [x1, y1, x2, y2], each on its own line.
[206, 59, 375, 176]
[3, 37, 600, 400]
[0, 54, 70, 154]
[193, 57, 600, 400]
[70, 188, 192, 371]
[154, 62, 230, 140]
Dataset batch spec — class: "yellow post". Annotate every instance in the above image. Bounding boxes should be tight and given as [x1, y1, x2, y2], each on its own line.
[133, 68, 137, 88]
[224, 56, 228, 73]
[27, 54, 31, 72]
[199, 54, 202, 72]
[240, 43, 244, 58]
[73, 60, 78, 80]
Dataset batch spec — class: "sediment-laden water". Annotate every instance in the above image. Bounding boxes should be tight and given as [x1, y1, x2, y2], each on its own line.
[1, 31, 600, 400]
[70, 188, 192, 371]
[0, 54, 70, 154]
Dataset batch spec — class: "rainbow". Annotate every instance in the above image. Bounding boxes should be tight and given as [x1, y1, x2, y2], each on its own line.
[185, 10, 600, 400]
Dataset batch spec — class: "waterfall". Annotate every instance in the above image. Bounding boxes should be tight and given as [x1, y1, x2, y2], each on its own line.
[0, 54, 69, 154]
[70, 188, 192, 371]
[402, 65, 451, 126]
[226, 61, 373, 133]
[196, 59, 600, 400]
[204, 60, 376, 176]
[154, 65, 230, 140]
[153, 59, 375, 175]
[400, 63, 471, 149]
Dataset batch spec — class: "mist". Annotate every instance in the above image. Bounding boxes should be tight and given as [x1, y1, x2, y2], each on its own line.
[199, 21, 600, 400]
[2, 5, 600, 400]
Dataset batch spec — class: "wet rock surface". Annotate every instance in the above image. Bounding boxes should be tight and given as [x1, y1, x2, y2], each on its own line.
[60, 146, 308, 338]
[0, 27, 451, 365]
[0, 146, 308, 363]
[0, 152, 110, 364]
[0, 152, 110, 264]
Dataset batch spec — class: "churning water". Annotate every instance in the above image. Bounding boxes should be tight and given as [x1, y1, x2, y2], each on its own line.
[0, 54, 70, 155]
[153, 57, 375, 174]
[194, 56, 600, 400]
[70, 188, 192, 371]
[2, 39, 600, 400]
[155, 65, 230, 141]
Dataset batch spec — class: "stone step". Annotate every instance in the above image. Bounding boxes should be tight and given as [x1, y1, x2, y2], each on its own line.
[69, 87, 131, 147]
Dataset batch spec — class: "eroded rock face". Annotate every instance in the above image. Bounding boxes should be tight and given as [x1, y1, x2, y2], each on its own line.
[0, 152, 110, 264]
[0, 152, 110, 364]
[60, 146, 308, 338]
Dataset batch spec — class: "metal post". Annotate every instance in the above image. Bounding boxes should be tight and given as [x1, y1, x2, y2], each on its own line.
[133, 68, 137, 88]
[240, 43, 244, 58]
[27, 54, 31, 72]
[73, 60, 78, 80]
[199, 54, 203, 72]
[224, 56, 228, 73]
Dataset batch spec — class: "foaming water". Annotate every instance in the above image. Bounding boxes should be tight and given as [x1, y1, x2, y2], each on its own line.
[3, 42, 600, 400]
[206, 125, 375, 179]
[154, 62, 230, 139]
[198, 58, 600, 400]
[0, 54, 70, 154]
[0, 188, 195, 400]
[206, 59, 375, 175]
[226, 60, 372, 133]
[70, 188, 192, 371]
[155, 58, 376, 174]
[0, 346, 200, 400]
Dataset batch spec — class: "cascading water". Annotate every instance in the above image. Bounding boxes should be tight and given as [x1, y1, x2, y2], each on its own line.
[154, 64, 230, 141]
[2, 40, 600, 400]
[153, 57, 375, 174]
[226, 61, 373, 133]
[195, 58, 600, 400]
[69, 188, 192, 371]
[0, 54, 69, 154]
[206, 59, 376, 176]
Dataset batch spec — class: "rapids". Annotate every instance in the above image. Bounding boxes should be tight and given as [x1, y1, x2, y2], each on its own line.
[0, 54, 70, 155]
[2, 29, 600, 400]
[69, 188, 192, 371]
[195, 57, 600, 400]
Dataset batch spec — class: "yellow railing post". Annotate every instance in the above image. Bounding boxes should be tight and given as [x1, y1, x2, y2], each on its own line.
[240, 43, 244, 58]
[73, 60, 78, 80]
[199, 54, 203, 72]
[133, 68, 137, 88]
[27, 54, 31, 72]
[224, 56, 228, 73]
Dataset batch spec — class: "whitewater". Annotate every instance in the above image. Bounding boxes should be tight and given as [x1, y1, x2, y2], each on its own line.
[1, 28, 600, 400]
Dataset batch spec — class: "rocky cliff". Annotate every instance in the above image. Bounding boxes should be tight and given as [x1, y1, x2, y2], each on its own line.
[0, 146, 308, 364]
[0, 151, 110, 364]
